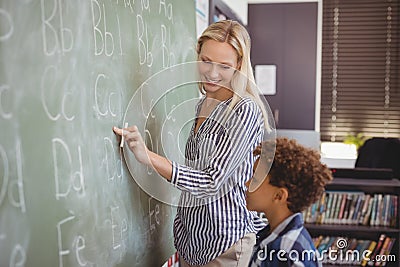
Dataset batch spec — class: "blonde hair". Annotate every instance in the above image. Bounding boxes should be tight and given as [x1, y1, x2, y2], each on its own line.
[196, 20, 270, 130]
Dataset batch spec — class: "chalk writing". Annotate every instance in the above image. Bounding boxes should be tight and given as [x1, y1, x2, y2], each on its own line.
[136, 15, 153, 67]
[110, 205, 128, 251]
[40, 0, 73, 55]
[57, 214, 75, 267]
[104, 137, 123, 182]
[123, 0, 135, 13]
[148, 197, 160, 232]
[93, 73, 122, 118]
[91, 0, 123, 56]
[141, 0, 150, 12]
[159, 0, 173, 23]
[164, 99, 176, 122]
[144, 129, 155, 175]
[94, 73, 109, 116]
[74, 235, 87, 266]
[52, 138, 85, 200]
[41, 65, 76, 121]
[161, 24, 176, 68]
[9, 244, 26, 267]
[0, 140, 26, 213]
[0, 9, 13, 42]
[111, 0, 135, 13]
[8, 139, 26, 213]
[139, 82, 156, 119]
[0, 144, 8, 209]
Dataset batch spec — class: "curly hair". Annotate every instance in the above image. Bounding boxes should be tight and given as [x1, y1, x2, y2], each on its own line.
[256, 138, 333, 213]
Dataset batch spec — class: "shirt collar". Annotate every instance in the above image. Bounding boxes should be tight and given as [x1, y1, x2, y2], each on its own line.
[259, 212, 303, 248]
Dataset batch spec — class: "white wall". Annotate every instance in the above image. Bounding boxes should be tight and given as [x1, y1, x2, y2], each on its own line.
[221, 0, 248, 25]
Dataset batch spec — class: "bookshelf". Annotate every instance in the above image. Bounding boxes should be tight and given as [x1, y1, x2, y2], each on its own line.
[305, 177, 400, 267]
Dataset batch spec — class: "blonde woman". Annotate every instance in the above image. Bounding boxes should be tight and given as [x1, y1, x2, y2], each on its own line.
[114, 20, 271, 266]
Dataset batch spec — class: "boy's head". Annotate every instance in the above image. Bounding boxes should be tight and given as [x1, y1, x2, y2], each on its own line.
[246, 138, 333, 215]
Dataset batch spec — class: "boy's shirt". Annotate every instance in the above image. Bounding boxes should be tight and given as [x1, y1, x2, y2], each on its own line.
[249, 213, 322, 267]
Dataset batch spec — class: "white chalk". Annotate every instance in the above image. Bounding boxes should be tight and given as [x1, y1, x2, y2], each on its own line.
[120, 122, 128, 147]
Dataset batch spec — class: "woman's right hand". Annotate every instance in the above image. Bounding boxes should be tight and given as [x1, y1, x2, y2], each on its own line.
[113, 125, 152, 166]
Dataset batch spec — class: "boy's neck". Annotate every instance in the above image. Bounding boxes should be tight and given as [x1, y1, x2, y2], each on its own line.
[266, 207, 294, 232]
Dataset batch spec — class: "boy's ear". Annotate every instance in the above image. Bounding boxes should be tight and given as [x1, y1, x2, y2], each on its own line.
[274, 188, 289, 202]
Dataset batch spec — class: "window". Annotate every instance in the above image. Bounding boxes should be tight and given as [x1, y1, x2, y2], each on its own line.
[320, 0, 400, 142]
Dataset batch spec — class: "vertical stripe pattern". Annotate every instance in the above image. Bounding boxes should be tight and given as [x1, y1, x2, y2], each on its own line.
[170, 96, 266, 265]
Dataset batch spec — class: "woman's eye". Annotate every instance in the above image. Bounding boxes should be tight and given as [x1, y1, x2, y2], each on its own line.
[219, 64, 231, 70]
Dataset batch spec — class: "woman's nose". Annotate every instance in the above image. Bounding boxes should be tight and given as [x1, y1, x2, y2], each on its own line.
[208, 63, 220, 79]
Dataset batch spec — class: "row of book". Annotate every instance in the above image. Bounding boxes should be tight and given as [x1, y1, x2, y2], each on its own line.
[313, 234, 396, 266]
[303, 191, 398, 227]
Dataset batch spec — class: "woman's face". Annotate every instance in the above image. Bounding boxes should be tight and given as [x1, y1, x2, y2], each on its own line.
[198, 39, 239, 98]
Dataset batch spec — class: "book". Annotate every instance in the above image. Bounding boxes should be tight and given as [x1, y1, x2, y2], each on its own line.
[374, 236, 391, 266]
[368, 234, 386, 266]
[369, 195, 378, 227]
[342, 193, 353, 222]
[356, 240, 373, 265]
[320, 192, 329, 224]
[382, 195, 390, 227]
[316, 235, 332, 254]
[343, 238, 360, 265]
[359, 194, 371, 225]
[361, 240, 377, 267]
[390, 195, 398, 227]
[352, 194, 365, 224]
[324, 236, 342, 265]
[362, 196, 375, 226]
[381, 237, 396, 267]
[317, 192, 326, 224]
[303, 204, 311, 223]
[332, 193, 343, 224]
[313, 235, 324, 248]
[325, 192, 334, 224]
[375, 194, 383, 226]
[348, 193, 360, 225]
[337, 193, 347, 222]
[328, 192, 338, 224]
[310, 202, 318, 224]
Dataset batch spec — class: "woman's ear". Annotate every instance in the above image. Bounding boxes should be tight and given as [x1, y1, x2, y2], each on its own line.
[236, 60, 242, 71]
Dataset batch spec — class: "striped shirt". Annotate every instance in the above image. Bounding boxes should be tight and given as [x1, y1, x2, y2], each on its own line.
[170, 96, 266, 265]
[249, 213, 322, 267]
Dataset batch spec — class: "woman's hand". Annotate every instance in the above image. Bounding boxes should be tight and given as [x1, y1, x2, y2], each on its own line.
[113, 124, 173, 180]
[113, 125, 151, 166]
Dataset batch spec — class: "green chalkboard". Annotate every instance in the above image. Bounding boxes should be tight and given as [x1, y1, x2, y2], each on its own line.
[0, 1, 198, 266]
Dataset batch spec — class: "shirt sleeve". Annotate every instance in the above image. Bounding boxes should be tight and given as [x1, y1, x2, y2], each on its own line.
[170, 99, 263, 198]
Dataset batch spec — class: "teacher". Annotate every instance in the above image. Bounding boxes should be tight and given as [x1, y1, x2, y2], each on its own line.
[114, 20, 271, 266]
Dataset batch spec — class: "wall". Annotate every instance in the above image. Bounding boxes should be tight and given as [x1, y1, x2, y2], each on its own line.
[221, 0, 248, 25]
[248, 2, 318, 130]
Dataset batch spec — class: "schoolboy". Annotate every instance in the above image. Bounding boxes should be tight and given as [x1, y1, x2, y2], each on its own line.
[246, 138, 333, 267]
